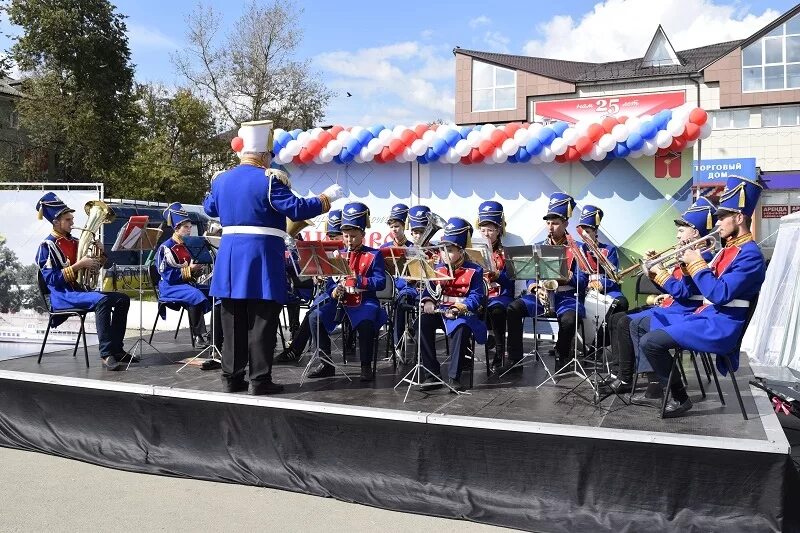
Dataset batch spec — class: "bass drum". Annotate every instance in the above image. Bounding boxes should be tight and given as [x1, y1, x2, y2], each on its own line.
[582, 289, 618, 346]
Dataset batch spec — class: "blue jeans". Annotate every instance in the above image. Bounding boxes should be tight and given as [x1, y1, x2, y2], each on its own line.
[94, 292, 130, 357]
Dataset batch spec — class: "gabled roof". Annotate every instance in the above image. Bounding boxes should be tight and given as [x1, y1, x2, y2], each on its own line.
[642, 25, 681, 67]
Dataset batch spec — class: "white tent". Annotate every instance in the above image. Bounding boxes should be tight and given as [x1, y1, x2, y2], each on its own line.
[743, 210, 800, 372]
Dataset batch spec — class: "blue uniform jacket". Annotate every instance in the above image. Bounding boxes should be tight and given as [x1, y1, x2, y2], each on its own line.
[579, 241, 623, 299]
[203, 164, 326, 302]
[486, 245, 514, 308]
[36, 233, 105, 322]
[650, 236, 765, 374]
[155, 236, 210, 317]
[520, 239, 588, 319]
[422, 259, 488, 344]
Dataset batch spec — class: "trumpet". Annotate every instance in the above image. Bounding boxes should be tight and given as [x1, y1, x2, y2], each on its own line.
[619, 228, 721, 279]
[576, 226, 620, 283]
[535, 279, 559, 315]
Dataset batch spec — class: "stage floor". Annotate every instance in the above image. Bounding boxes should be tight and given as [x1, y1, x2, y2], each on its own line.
[0, 328, 786, 449]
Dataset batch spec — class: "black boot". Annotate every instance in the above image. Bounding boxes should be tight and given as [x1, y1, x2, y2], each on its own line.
[275, 347, 300, 364]
[308, 361, 335, 378]
[447, 377, 467, 393]
[222, 376, 247, 393]
[360, 364, 374, 382]
[249, 379, 284, 396]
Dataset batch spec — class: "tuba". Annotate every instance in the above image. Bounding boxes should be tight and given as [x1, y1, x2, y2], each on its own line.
[418, 211, 447, 247]
[536, 279, 559, 316]
[76, 200, 116, 290]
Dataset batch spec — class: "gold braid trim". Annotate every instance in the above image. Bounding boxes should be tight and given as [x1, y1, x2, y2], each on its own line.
[686, 259, 709, 277]
[318, 194, 331, 213]
[63, 265, 76, 284]
[265, 168, 291, 187]
[654, 270, 671, 287]
[181, 265, 193, 281]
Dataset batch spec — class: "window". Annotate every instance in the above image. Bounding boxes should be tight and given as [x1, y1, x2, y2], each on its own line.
[9, 110, 19, 129]
[761, 105, 800, 127]
[471, 60, 516, 112]
[742, 13, 800, 92]
[711, 109, 750, 129]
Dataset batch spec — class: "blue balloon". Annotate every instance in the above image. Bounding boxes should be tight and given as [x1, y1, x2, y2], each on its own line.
[613, 142, 631, 158]
[473, 124, 482, 131]
[443, 129, 461, 147]
[345, 137, 362, 155]
[654, 110, 671, 128]
[551, 121, 569, 136]
[639, 121, 657, 140]
[626, 132, 644, 151]
[356, 129, 373, 145]
[432, 138, 449, 156]
[274, 131, 291, 149]
[339, 149, 356, 164]
[368, 125, 384, 137]
[517, 147, 532, 163]
[425, 147, 440, 162]
[536, 128, 556, 145]
[290, 129, 302, 140]
[459, 126, 472, 138]
[525, 138, 544, 155]
[417, 154, 429, 164]
[507, 153, 518, 163]
[333, 154, 345, 164]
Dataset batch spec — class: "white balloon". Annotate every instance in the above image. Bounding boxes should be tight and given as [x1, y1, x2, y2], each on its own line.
[625, 116, 641, 133]
[467, 130, 482, 148]
[639, 114, 652, 124]
[562, 127, 578, 146]
[285, 139, 301, 156]
[629, 149, 643, 159]
[540, 147, 556, 163]
[655, 130, 672, 149]
[484, 157, 495, 165]
[454, 139, 471, 157]
[378, 129, 392, 146]
[642, 140, 658, 156]
[435, 125, 451, 138]
[297, 131, 311, 145]
[501, 138, 518, 156]
[581, 153, 593, 161]
[422, 130, 436, 142]
[411, 139, 427, 157]
[353, 153, 364, 164]
[598, 133, 615, 152]
[447, 148, 460, 163]
[531, 156, 542, 165]
[350, 126, 365, 138]
[493, 148, 508, 163]
[327, 140, 343, 155]
[337, 130, 352, 144]
[388, 125, 402, 137]
[591, 144, 604, 160]
[699, 122, 713, 139]
[528, 122, 543, 134]
[402, 147, 415, 161]
[575, 120, 591, 134]
[672, 108, 690, 126]
[309, 127, 323, 138]
[482, 123, 496, 135]
[480, 127, 495, 140]
[514, 128, 530, 147]
[367, 138, 382, 155]
[320, 149, 334, 163]
[666, 118, 685, 137]
[359, 146, 371, 161]
[611, 124, 629, 143]
[278, 148, 292, 163]
[551, 137, 568, 156]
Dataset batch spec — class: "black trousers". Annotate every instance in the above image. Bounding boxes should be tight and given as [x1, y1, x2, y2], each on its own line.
[94, 292, 130, 357]
[186, 303, 223, 348]
[639, 318, 687, 401]
[485, 304, 507, 356]
[609, 311, 634, 380]
[220, 298, 282, 385]
[419, 315, 472, 380]
[506, 299, 576, 362]
[288, 313, 311, 354]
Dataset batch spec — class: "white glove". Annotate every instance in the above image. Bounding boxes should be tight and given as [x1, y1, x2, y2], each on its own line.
[423, 301, 436, 314]
[321, 184, 344, 203]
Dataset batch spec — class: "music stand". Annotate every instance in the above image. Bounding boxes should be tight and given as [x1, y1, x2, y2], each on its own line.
[500, 244, 567, 380]
[394, 244, 464, 402]
[111, 216, 164, 368]
[294, 240, 353, 386]
[176, 234, 222, 372]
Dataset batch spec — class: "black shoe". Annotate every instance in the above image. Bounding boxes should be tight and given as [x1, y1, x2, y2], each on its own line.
[662, 397, 693, 418]
[249, 380, 284, 395]
[308, 362, 335, 378]
[116, 352, 140, 364]
[102, 355, 122, 371]
[485, 335, 496, 351]
[193, 334, 210, 349]
[419, 375, 443, 391]
[489, 355, 504, 374]
[275, 348, 300, 364]
[360, 366, 374, 382]
[222, 377, 248, 393]
[630, 394, 662, 408]
[447, 378, 467, 393]
[603, 378, 633, 395]
[643, 381, 665, 399]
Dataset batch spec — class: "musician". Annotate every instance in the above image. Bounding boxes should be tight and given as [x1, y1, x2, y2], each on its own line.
[35, 193, 132, 371]
[576, 205, 629, 312]
[639, 176, 765, 418]
[476, 201, 514, 372]
[419, 218, 487, 392]
[408, 205, 432, 245]
[275, 210, 343, 364]
[306, 202, 388, 382]
[604, 198, 717, 396]
[502, 192, 587, 374]
[155, 202, 222, 349]
[203, 120, 343, 395]
[379, 203, 417, 349]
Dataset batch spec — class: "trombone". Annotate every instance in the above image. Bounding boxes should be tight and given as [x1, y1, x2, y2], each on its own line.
[618, 227, 721, 279]
[576, 226, 621, 283]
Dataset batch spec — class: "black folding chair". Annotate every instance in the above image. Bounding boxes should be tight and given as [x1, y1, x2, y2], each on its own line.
[635, 273, 663, 306]
[36, 271, 92, 368]
[148, 265, 197, 348]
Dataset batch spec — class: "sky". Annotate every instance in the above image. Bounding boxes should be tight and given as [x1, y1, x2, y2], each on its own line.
[2, 0, 798, 127]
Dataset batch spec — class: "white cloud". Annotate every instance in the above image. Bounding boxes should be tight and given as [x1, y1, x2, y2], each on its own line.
[469, 16, 492, 28]
[522, 0, 781, 61]
[127, 23, 179, 50]
[420, 29, 434, 40]
[315, 41, 455, 126]
[484, 30, 510, 53]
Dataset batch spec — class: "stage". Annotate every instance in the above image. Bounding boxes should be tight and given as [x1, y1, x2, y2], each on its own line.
[0, 329, 797, 532]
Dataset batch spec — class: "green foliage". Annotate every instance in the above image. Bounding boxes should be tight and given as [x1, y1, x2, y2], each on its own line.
[0, 237, 22, 313]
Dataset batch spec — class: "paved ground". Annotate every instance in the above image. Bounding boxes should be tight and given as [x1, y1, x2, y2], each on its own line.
[0, 447, 507, 532]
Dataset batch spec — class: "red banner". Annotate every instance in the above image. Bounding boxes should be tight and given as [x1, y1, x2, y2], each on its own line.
[792, 205, 800, 214]
[762, 205, 789, 218]
[535, 91, 686, 124]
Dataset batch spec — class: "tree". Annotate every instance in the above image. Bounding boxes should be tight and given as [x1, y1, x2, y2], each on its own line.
[0, 235, 22, 313]
[108, 84, 230, 203]
[6, 0, 140, 181]
[173, 0, 333, 130]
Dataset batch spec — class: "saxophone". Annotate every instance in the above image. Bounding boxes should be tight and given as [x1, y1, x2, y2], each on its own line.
[75, 200, 116, 290]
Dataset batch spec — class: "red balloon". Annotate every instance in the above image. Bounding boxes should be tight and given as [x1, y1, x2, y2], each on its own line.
[617, 115, 629, 124]
[231, 136, 244, 152]
[684, 122, 701, 141]
[478, 139, 495, 157]
[414, 124, 429, 138]
[328, 125, 344, 138]
[469, 148, 485, 163]
[293, 155, 302, 165]
[389, 138, 406, 156]
[298, 147, 315, 164]
[575, 136, 593, 156]
[317, 131, 333, 145]
[670, 138, 687, 151]
[461, 155, 473, 165]
[306, 139, 322, 156]
[377, 146, 393, 163]
[566, 146, 581, 161]
[430, 124, 439, 131]
[656, 147, 670, 157]
[587, 123, 605, 142]
[490, 129, 508, 146]
[555, 154, 567, 163]
[601, 117, 618, 133]
[689, 108, 708, 126]
[401, 129, 417, 146]
[504, 122, 522, 137]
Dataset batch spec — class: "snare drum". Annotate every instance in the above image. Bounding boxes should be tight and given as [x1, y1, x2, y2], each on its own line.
[582, 289, 618, 345]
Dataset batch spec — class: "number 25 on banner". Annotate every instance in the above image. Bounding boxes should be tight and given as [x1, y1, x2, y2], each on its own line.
[596, 98, 620, 115]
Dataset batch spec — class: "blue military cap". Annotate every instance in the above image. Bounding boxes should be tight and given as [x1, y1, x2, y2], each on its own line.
[325, 209, 343, 235]
[717, 175, 763, 217]
[577, 205, 603, 229]
[163, 202, 191, 229]
[408, 205, 431, 230]
[477, 200, 505, 235]
[440, 217, 473, 249]
[543, 192, 576, 220]
[36, 192, 75, 223]
[675, 197, 717, 236]
[341, 202, 371, 231]
[388, 203, 409, 225]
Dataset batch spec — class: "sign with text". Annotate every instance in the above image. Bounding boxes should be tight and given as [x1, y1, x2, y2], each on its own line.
[534, 91, 685, 123]
[693, 158, 757, 184]
[762, 205, 789, 218]
[792, 205, 800, 214]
